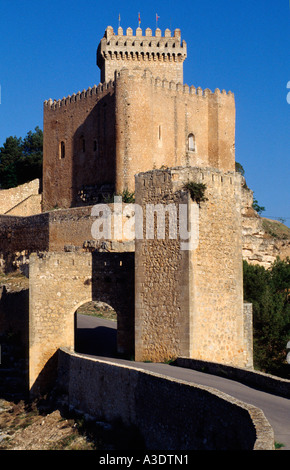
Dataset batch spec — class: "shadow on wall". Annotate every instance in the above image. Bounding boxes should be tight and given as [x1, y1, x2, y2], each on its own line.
[71, 93, 116, 208]
[0, 287, 29, 399]
[29, 352, 59, 398]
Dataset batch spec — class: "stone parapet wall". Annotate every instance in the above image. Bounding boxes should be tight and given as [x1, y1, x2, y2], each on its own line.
[174, 357, 290, 399]
[56, 348, 274, 450]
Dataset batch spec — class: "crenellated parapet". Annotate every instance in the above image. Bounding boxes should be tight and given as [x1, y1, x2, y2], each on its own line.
[43, 80, 115, 110]
[97, 25, 187, 83]
[43, 68, 234, 113]
[115, 67, 234, 100]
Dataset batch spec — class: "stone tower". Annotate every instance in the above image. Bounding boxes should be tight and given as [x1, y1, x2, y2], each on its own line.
[97, 26, 187, 83]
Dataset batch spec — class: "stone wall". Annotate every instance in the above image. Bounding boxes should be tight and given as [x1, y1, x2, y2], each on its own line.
[0, 204, 135, 273]
[135, 167, 251, 368]
[0, 213, 50, 257]
[43, 84, 116, 211]
[56, 348, 274, 450]
[5, 194, 42, 217]
[0, 179, 41, 215]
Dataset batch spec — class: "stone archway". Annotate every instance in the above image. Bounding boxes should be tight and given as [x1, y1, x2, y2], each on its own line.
[29, 251, 134, 396]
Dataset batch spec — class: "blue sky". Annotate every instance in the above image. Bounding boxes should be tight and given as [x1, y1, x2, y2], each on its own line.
[0, 0, 289, 224]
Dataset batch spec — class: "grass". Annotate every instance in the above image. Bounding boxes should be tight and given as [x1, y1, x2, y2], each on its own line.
[262, 218, 290, 240]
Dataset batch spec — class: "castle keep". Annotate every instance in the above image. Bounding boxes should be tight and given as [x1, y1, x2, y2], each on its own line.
[43, 26, 235, 210]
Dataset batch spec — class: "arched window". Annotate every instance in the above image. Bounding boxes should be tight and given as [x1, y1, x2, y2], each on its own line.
[188, 133, 195, 152]
[60, 141, 65, 159]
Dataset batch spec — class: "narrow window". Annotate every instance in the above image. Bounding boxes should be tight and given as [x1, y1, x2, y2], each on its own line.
[93, 140, 98, 152]
[60, 141, 65, 159]
[80, 136, 85, 153]
[158, 125, 162, 141]
[188, 133, 195, 152]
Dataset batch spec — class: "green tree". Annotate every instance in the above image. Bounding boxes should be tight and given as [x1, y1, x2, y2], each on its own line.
[235, 161, 245, 176]
[243, 258, 290, 377]
[16, 126, 43, 185]
[0, 136, 22, 188]
[0, 127, 43, 189]
[252, 195, 266, 214]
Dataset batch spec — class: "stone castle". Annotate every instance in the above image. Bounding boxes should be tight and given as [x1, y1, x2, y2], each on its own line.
[42, 26, 235, 210]
[1, 25, 256, 397]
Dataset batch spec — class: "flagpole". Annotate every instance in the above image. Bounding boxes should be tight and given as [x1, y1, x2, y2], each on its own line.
[156, 13, 160, 29]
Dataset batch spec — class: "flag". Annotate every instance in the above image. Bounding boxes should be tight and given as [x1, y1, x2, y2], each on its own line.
[156, 13, 160, 28]
[138, 12, 141, 26]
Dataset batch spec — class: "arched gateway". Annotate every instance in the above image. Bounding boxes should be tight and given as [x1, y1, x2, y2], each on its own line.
[29, 251, 134, 396]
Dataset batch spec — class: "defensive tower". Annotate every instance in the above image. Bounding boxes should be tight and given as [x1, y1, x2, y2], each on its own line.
[97, 26, 187, 83]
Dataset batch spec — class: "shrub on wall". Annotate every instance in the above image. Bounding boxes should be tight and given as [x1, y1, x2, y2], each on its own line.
[183, 182, 207, 205]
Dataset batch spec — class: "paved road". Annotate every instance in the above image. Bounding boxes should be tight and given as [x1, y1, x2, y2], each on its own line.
[76, 314, 290, 450]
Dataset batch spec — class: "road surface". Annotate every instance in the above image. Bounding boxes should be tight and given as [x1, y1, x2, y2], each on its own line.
[76, 314, 290, 450]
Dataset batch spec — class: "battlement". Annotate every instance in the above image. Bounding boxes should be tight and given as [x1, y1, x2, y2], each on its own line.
[43, 80, 115, 110]
[43, 70, 234, 112]
[123, 68, 234, 97]
[97, 26, 187, 83]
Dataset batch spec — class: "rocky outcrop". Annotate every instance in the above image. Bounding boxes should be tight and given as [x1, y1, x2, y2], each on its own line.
[242, 184, 290, 269]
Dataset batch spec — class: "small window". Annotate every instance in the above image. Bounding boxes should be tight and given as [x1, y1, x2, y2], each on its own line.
[158, 125, 162, 141]
[93, 140, 98, 152]
[60, 141, 65, 159]
[80, 136, 85, 153]
[188, 133, 195, 152]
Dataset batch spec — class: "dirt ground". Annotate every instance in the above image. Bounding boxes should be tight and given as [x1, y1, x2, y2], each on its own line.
[0, 395, 145, 451]
[0, 398, 97, 450]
